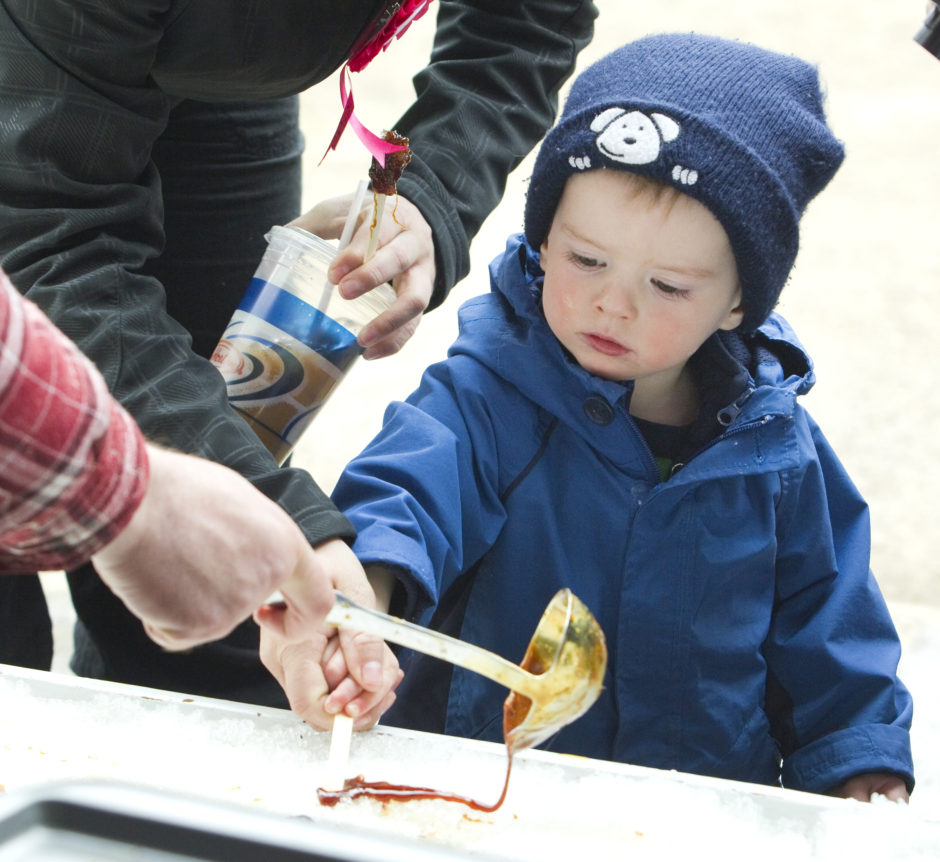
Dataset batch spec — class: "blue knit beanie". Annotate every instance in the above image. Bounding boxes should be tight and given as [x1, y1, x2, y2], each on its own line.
[523, 33, 845, 332]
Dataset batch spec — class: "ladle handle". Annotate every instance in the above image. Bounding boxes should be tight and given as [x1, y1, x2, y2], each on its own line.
[326, 592, 539, 697]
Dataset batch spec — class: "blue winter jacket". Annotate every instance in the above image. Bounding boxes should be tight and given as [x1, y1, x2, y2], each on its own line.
[333, 234, 914, 794]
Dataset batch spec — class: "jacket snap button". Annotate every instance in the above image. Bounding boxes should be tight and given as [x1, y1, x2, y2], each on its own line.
[583, 395, 615, 425]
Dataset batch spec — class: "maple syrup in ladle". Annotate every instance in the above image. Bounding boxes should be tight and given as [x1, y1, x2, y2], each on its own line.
[315, 590, 606, 811]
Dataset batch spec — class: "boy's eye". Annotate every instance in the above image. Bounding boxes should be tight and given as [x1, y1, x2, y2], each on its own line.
[651, 278, 690, 298]
[565, 251, 604, 269]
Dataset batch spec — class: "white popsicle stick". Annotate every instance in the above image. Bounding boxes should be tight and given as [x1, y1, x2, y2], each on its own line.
[363, 193, 386, 263]
[322, 712, 354, 791]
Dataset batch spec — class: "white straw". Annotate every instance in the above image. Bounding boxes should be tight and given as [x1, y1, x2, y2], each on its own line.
[318, 179, 369, 310]
[339, 179, 369, 250]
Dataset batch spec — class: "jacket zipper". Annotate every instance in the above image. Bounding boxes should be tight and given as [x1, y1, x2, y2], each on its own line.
[668, 387, 779, 478]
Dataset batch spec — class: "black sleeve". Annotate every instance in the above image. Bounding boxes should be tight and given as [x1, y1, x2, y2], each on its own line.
[394, 0, 598, 307]
[0, 0, 353, 545]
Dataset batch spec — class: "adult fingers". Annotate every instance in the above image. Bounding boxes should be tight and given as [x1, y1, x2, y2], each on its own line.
[289, 193, 361, 240]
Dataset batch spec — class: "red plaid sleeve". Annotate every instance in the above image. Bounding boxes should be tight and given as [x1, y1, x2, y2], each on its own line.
[0, 269, 149, 573]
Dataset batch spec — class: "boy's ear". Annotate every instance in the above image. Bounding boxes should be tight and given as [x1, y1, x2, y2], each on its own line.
[719, 295, 745, 331]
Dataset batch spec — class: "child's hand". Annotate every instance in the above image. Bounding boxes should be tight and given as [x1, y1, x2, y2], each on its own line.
[254, 539, 402, 730]
[320, 628, 403, 726]
[833, 773, 910, 803]
[257, 627, 400, 730]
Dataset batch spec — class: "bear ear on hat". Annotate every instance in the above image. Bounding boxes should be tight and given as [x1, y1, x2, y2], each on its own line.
[651, 113, 679, 143]
[590, 107, 626, 132]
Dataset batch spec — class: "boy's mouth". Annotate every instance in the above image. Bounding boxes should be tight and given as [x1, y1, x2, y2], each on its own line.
[585, 332, 629, 357]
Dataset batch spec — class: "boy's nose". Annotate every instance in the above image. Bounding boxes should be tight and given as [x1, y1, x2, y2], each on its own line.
[594, 281, 635, 318]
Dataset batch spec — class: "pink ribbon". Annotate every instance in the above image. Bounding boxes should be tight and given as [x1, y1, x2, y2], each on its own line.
[320, 68, 409, 167]
[321, 0, 435, 167]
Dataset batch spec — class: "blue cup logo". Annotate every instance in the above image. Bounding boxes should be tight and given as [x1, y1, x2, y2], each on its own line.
[212, 277, 363, 463]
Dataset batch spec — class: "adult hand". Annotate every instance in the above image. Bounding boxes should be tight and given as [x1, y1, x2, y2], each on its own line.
[291, 191, 435, 359]
[833, 772, 910, 804]
[255, 538, 402, 730]
[91, 444, 333, 651]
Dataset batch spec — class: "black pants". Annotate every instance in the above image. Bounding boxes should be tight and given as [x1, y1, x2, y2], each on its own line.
[0, 574, 51, 669]
[1, 96, 301, 701]
[147, 95, 303, 358]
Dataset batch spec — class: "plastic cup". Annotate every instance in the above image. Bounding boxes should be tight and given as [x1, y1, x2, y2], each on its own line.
[210, 225, 394, 464]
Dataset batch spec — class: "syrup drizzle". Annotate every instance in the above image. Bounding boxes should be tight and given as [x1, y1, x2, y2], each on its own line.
[317, 633, 543, 812]
[317, 750, 513, 812]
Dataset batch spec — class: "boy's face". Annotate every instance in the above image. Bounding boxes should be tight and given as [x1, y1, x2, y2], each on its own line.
[539, 170, 743, 392]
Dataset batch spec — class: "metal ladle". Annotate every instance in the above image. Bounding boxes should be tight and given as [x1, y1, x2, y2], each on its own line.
[326, 588, 607, 753]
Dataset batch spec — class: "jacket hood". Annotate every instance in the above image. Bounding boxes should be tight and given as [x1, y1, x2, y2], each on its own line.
[451, 234, 816, 432]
